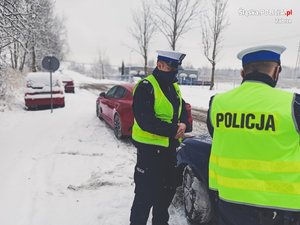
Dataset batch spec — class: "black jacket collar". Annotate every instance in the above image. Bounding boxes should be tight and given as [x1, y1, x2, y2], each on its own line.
[242, 72, 276, 87]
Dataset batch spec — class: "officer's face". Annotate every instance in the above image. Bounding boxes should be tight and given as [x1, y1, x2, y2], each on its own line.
[157, 61, 177, 72]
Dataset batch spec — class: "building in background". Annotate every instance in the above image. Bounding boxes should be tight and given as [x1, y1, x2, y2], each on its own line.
[119, 66, 211, 85]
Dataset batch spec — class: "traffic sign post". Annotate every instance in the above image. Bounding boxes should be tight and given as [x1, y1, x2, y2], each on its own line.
[42, 56, 60, 113]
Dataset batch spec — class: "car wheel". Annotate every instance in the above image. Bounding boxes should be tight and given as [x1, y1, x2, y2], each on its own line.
[99, 107, 104, 121]
[96, 104, 103, 120]
[96, 103, 99, 117]
[114, 113, 123, 139]
[183, 165, 212, 224]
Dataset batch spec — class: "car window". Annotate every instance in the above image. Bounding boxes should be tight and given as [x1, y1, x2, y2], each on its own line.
[113, 87, 126, 99]
[106, 86, 118, 98]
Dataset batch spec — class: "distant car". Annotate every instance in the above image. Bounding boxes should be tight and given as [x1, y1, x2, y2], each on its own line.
[25, 72, 65, 110]
[62, 75, 75, 93]
[96, 83, 193, 139]
[176, 135, 213, 225]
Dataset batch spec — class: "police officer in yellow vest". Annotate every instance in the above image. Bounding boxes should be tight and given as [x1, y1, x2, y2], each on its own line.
[130, 50, 191, 225]
[207, 45, 300, 225]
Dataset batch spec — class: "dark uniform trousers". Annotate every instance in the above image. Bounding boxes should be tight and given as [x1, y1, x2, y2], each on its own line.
[211, 196, 300, 225]
[130, 147, 177, 225]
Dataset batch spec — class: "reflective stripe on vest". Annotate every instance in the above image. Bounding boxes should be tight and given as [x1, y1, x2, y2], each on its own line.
[209, 81, 300, 210]
[132, 74, 182, 147]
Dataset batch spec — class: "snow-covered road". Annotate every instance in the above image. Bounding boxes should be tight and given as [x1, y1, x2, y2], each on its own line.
[0, 71, 190, 225]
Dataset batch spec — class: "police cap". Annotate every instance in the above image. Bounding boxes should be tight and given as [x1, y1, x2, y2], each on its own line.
[157, 50, 186, 69]
[237, 45, 286, 66]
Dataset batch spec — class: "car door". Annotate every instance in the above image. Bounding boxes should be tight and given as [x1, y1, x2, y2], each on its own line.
[101, 86, 118, 121]
[106, 86, 126, 124]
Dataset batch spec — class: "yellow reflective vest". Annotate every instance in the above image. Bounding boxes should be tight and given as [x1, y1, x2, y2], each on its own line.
[209, 81, 300, 210]
[132, 74, 182, 147]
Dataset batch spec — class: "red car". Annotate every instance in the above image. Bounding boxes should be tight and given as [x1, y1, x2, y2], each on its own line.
[62, 75, 75, 93]
[96, 83, 193, 139]
[25, 72, 65, 110]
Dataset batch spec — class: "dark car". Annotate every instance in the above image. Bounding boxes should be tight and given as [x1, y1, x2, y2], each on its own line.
[176, 135, 214, 224]
[96, 83, 193, 139]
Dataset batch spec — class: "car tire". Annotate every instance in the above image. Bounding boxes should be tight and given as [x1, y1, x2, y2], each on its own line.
[183, 165, 212, 224]
[96, 103, 99, 117]
[114, 113, 124, 139]
[99, 108, 104, 121]
[95, 104, 103, 120]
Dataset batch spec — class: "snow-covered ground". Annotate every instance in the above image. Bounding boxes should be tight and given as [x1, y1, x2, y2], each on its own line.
[0, 70, 189, 225]
[1, 70, 299, 225]
[0, 88, 136, 225]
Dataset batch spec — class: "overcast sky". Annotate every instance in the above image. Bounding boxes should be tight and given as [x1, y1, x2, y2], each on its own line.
[55, 0, 300, 70]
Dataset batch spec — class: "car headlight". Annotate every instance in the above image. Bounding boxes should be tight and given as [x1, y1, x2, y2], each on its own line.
[54, 80, 60, 87]
[26, 80, 33, 87]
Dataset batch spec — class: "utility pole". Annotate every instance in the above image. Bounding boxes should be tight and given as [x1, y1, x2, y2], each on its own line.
[295, 41, 300, 79]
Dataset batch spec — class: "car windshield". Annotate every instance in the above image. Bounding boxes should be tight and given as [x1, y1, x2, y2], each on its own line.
[26, 72, 62, 88]
[106, 86, 118, 98]
[114, 87, 126, 99]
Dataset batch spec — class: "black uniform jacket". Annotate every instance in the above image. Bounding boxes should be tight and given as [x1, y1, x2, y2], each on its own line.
[132, 68, 191, 149]
[207, 72, 300, 136]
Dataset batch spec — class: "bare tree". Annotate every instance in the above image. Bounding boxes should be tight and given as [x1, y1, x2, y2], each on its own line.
[155, 0, 200, 50]
[97, 50, 107, 79]
[0, 0, 67, 72]
[0, 0, 29, 69]
[130, 0, 156, 75]
[28, 0, 67, 72]
[90, 50, 113, 79]
[201, 0, 228, 90]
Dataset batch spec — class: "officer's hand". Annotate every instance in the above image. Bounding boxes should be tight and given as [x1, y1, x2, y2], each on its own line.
[175, 123, 186, 139]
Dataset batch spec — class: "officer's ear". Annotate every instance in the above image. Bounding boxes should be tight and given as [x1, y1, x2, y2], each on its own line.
[273, 65, 281, 81]
[157, 61, 164, 70]
[240, 69, 245, 78]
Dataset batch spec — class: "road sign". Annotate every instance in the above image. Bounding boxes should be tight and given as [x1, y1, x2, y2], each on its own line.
[42, 56, 60, 72]
[42, 56, 60, 113]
